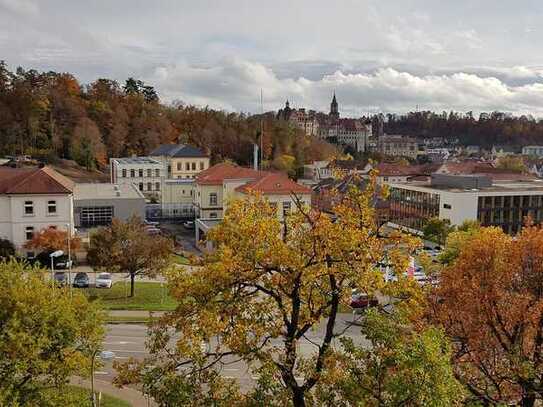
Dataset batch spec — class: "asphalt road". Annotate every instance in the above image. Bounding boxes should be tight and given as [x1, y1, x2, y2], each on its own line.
[99, 313, 369, 387]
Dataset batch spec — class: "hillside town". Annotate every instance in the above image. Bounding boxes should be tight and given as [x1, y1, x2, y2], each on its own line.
[3, 2, 543, 406]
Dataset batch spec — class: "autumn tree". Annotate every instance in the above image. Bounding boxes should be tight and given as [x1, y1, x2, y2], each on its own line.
[0, 260, 104, 406]
[431, 226, 543, 406]
[86, 217, 173, 297]
[422, 217, 455, 245]
[327, 309, 464, 406]
[71, 117, 106, 169]
[0, 238, 15, 259]
[115, 178, 420, 406]
[24, 227, 81, 254]
[496, 155, 527, 173]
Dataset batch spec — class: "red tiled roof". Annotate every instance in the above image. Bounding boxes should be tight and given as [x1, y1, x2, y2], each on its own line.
[0, 166, 73, 194]
[196, 163, 264, 185]
[236, 173, 311, 195]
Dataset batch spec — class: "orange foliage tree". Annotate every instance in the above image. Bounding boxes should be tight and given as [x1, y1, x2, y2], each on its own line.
[431, 226, 543, 406]
[24, 227, 81, 253]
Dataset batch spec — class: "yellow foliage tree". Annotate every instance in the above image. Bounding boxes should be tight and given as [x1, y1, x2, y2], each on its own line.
[116, 176, 421, 406]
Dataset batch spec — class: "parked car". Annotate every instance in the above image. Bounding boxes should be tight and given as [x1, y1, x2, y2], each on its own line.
[144, 220, 159, 226]
[350, 290, 379, 314]
[183, 220, 195, 230]
[95, 272, 113, 289]
[53, 271, 68, 286]
[73, 272, 89, 288]
[55, 255, 74, 269]
[145, 226, 161, 235]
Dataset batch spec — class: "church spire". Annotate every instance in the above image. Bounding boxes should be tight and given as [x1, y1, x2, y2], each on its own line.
[330, 92, 339, 120]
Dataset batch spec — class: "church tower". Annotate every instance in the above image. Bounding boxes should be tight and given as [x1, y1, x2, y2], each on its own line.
[329, 92, 339, 120]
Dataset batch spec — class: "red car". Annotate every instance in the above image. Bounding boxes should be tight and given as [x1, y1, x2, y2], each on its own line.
[350, 292, 379, 311]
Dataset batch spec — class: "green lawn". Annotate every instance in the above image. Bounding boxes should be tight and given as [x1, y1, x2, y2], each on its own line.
[171, 253, 191, 265]
[50, 386, 132, 407]
[84, 282, 177, 311]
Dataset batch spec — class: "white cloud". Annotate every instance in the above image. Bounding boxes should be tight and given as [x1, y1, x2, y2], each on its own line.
[149, 60, 543, 116]
[0, 0, 38, 16]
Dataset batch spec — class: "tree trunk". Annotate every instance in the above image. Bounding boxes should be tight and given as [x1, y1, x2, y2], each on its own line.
[292, 387, 306, 407]
[521, 394, 535, 407]
[130, 272, 135, 297]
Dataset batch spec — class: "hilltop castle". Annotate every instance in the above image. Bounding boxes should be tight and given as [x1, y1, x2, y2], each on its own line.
[277, 94, 372, 153]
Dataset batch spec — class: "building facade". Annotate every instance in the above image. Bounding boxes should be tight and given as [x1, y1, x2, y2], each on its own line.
[388, 174, 543, 235]
[149, 144, 210, 180]
[193, 163, 311, 250]
[110, 157, 163, 199]
[522, 146, 543, 157]
[73, 183, 145, 228]
[378, 135, 418, 159]
[0, 166, 75, 256]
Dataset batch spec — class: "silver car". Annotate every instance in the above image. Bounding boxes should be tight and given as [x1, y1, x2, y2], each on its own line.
[95, 272, 112, 289]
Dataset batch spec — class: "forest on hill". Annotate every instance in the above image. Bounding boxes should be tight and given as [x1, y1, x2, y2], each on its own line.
[0, 61, 337, 174]
[383, 110, 543, 147]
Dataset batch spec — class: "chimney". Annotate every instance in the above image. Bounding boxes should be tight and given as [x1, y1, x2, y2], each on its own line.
[253, 144, 259, 171]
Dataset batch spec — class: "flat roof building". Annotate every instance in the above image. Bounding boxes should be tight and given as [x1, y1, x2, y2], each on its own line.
[73, 183, 145, 228]
[388, 174, 543, 235]
[110, 157, 164, 199]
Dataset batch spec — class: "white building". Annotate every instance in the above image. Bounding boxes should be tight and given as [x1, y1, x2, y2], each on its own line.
[522, 146, 543, 157]
[388, 173, 543, 235]
[110, 157, 163, 199]
[0, 166, 74, 256]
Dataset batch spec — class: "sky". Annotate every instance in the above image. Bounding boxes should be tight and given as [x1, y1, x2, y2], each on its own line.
[2, 0, 543, 116]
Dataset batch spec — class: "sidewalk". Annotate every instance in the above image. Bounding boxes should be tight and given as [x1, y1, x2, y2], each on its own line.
[108, 310, 166, 317]
[70, 377, 156, 407]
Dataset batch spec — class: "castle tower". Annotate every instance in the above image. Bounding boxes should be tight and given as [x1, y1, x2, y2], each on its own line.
[329, 92, 339, 120]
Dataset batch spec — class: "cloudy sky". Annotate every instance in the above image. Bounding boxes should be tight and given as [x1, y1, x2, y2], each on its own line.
[2, 0, 543, 116]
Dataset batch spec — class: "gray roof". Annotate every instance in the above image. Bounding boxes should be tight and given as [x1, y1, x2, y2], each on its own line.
[149, 144, 208, 158]
[111, 157, 161, 165]
[74, 183, 145, 200]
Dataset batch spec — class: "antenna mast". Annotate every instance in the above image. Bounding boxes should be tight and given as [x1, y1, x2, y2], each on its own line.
[260, 89, 264, 171]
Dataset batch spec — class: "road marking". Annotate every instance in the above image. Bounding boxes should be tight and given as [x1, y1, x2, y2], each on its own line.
[107, 349, 147, 354]
[222, 368, 239, 372]
[103, 341, 135, 345]
[114, 356, 129, 360]
[94, 371, 110, 375]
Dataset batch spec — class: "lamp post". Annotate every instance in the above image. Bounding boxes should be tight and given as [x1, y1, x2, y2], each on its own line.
[66, 223, 72, 294]
[49, 250, 64, 286]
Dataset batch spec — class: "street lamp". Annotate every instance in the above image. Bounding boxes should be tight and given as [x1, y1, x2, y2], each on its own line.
[50, 250, 64, 285]
[66, 223, 73, 292]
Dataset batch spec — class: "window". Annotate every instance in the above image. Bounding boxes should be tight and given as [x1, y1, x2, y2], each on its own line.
[155, 182, 160, 191]
[80, 206, 114, 227]
[191, 162, 196, 171]
[155, 169, 160, 177]
[443, 203, 452, 209]
[147, 182, 152, 191]
[177, 163, 182, 171]
[47, 200, 57, 215]
[282, 201, 291, 217]
[130, 169, 135, 177]
[24, 201, 33, 215]
[25, 226, 34, 240]
[209, 193, 218, 206]
[139, 169, 144, 177]
[199, 162, 204, 170]
[122, 169, 127, 177]
[139, 183, 144, 191]
[186, 162, 190, 171]
[209, 212, 218, 219]
[147, 169, 152, 177]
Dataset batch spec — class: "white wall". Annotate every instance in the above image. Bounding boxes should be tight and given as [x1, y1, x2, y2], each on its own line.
[1, 194, 74, 253]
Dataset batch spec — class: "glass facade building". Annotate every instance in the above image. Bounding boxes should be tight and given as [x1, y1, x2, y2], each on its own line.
[388, 187, 440, 230]
[477, 195, 543, 234]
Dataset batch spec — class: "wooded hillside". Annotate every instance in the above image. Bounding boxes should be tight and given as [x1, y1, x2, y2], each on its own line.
[0, 62, 337, 173]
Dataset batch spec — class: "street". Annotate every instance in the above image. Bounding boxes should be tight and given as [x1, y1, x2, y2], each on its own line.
[98, 312, 369, 387]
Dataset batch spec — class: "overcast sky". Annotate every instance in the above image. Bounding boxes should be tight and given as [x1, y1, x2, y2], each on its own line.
[2, 0, 543, 116]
